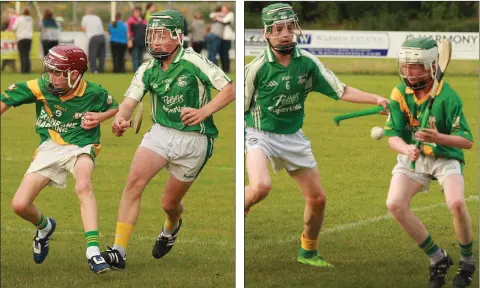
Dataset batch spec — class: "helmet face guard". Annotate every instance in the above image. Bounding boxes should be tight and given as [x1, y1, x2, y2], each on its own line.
[146, 11, 185, 61]
[398, 38, 438, 90]
[262, 4, 302, 55]
[398, 61, 435, 90]
[42, 46, 87, 96]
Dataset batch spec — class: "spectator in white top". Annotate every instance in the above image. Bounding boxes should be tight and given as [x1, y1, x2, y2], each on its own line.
[217, 4, 234, 73]
[81, 8, 106, 73]
[39, 9, 59, 57]
[12, 7, 33, 74]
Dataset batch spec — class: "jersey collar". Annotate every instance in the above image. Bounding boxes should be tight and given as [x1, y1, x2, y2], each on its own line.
[59, 80, 87, 102]
[172, 46, 185, 64]
[405, 80, 444, 105]
[265, 44, 301, 63]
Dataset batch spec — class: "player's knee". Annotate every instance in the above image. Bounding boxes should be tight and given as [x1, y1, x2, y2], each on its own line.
[386, 200, 407, 218]
[447, 199, 467, 216]
[306, 193, 326, 209]
[75, 181, 93, 198]
[161, 198, 180, 214]
[126, 172, 149, 192]
[251, 181, 272, 200]
[11, 198, 29, 215]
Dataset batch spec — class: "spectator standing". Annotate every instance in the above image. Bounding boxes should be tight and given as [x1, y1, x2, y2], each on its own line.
[81, 8, 106, 73]
[12, 7, 33, 74]
[206, 6, 224, 65]
[108, 12, 128, 73]
[39, 9, 59, 57]
[1, 8, 16, 72]
[217, 4, 234, 73]
[189, 11, 206, 54]
[126, 7, 147, 71]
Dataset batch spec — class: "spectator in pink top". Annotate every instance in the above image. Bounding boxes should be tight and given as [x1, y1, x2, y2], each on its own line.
[125, 7, 147, 71]
[7, 8, 17, 30]
[1, 8, 17, 72]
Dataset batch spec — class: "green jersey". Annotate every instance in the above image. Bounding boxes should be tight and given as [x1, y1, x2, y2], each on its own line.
[1, 79, 119, 147]
[125, 47, 231, 138]
[244, 46, 345, 134]
[384, 81, 473, 163]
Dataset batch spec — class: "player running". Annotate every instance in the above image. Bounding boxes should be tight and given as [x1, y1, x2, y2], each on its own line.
[384, 37, 475, 288]
[244, 3, 389, 267]
[0, 45, 119, 274]
[101, 10, 235, 269]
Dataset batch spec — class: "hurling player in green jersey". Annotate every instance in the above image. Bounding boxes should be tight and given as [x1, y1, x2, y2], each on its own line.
[384, 37, 474, 288]
[102, 10, 234, 269]
[244, 3, 389, 268]
[0, 45, 118, 274]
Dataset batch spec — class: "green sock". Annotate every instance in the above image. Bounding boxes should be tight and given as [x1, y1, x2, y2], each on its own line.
[419, 235, 439, 255]
[298, 247, 317, 259]
[459, 241, 473, 257]
[419, 235, 444, 264]
[34, 214, 48, 230]
[85, 230, 99, 247]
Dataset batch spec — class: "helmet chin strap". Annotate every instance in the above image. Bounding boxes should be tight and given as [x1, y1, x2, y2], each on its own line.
[154, 44, 180, 61]
[47, 71, 82, 96]
[267, 39, 296, 55]
[404, 76, 433, 91]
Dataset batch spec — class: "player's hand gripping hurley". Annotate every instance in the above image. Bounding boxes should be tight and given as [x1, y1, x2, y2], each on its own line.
[128, 102, 143, 134]
[410, 39, 452, 171]
[333, 106, 385, 126]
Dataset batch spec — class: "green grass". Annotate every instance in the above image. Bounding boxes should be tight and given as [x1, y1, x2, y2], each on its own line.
[245, 73, 478, 287]
[1, 73, 235, 288]
[245, 56, 479, 76]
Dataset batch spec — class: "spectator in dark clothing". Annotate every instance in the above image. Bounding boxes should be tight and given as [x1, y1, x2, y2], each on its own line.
[39, 9, 59, 57]
[108, 12, 128, 73]
[126, 7, 147, 71]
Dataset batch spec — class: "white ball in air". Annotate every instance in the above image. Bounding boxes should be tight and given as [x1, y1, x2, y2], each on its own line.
[370, 126, 384, 140]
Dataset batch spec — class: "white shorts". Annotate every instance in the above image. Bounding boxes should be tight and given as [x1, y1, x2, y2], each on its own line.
[392, 154, 463, 192]
[140, 123, 214, 182]
[245, 127, 316, 173]
[25, 140, 99, 188]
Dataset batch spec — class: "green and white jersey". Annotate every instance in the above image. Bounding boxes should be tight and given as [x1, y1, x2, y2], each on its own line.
[245, 45, 345, 134]
[1, 79, 119, 148]
[384, 81, 473, 163]
[125, 47, 231, 138]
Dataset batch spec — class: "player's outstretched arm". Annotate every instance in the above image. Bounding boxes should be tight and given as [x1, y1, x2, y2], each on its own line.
[340, 86, 389, 111]
[181, 82, 235, 126]
[0, 101, 10, 115]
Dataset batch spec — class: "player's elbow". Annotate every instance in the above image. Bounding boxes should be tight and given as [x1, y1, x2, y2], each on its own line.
[223, 82, 235, 101]
[387, 137, 398, 148]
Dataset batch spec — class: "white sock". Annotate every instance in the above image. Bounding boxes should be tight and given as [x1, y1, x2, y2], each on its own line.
[162, 222, 180, 236]
[86, 246, 101, 259]
[430, 249, 446, 265]
[460, 255, 475, 265]
[112, 244, 126, 258]
[37, 219, 52, 239]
